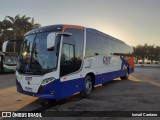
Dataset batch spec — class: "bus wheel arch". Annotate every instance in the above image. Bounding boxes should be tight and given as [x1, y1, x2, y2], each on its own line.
[80, 72, 95, 98]
[86, 72, 95, 86]
[121, 66, 129, 80]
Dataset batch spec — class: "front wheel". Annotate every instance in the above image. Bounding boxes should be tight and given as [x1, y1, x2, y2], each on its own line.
[80, 76, 93, 98]
[40, 98, 57, 106]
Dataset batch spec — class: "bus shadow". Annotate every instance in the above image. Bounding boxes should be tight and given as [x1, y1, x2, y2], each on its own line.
[15, 93, 83, 112]
[15, 79, 124, 112]
[14, 76, 160, 112]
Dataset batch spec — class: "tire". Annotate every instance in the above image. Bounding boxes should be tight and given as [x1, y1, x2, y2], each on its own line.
[40, 98, 56, 106]
[80, 76, 93, 98]
[121, 69, 129, 80]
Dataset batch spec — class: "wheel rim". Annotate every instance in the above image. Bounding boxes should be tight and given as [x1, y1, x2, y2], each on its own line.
[85, 79, 92, 94]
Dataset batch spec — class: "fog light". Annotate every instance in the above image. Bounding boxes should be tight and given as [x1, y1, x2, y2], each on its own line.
[50, 91, 54, 95]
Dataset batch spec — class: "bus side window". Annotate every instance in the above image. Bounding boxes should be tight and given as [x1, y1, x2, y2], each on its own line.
[60, 43, 75, 76]
[85, 31, 101, 58]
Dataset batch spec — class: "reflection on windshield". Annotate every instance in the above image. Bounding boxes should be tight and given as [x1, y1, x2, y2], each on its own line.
[32, 32, 57, 70]
[19, 32, 59, 75]
[22, 34, 35, 64]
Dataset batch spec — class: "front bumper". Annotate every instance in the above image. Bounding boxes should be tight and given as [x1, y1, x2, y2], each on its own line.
[16, 79, 62, 99]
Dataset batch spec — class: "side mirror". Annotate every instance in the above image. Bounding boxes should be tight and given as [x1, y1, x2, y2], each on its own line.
[47, 33, 56, 50]
[2, 41, 8, 52]
[46, 32, 72, 51]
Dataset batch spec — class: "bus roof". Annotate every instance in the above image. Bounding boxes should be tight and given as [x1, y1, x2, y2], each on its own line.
[25, 24, 84, 36]
[24, 24, 129, 46]
[86, 28, 126, 45]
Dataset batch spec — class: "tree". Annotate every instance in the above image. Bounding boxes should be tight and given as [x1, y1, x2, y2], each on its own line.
[134, 44, 160, 64]
[0, 19, 14, 50]
[5, 15, 40, 39]
[134, 44, 146, 64]
[147, 45, 156, 63]
[154, 46, 160, 61]
[0, 14, 41, 51]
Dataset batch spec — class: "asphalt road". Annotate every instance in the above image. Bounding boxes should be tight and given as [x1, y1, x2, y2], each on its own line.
[0, 67, 160, 119]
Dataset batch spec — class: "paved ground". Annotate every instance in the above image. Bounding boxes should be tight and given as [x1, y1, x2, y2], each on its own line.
[0, 67, 160, 119]
[0, 74, 38, 112]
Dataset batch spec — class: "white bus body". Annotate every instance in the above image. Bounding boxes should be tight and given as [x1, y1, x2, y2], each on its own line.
[16, 25, 134, 99]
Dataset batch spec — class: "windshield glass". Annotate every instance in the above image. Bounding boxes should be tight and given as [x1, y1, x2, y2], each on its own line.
[18, 32, 60, 75]
[4, 55, 17, 65]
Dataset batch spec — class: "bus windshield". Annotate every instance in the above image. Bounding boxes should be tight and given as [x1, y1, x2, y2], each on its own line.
[18, 32, 60, 75]
[3, 40, 22, 66]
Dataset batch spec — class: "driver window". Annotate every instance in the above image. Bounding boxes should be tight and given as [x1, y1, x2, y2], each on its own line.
[60, 43, 75, 76]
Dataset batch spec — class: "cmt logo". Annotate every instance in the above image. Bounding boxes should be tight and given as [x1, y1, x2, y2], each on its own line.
[25, 77, 32, 81]
[103, 56, 111, 65]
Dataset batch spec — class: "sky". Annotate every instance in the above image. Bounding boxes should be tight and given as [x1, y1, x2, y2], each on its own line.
[0, 0, 160, 46]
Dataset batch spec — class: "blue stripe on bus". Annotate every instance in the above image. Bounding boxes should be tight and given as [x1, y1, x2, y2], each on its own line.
[16, 68, 132, 99]
[120, 56, 129, 70]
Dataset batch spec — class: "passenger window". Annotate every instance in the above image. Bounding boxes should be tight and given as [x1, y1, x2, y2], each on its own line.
[61, 44, 75, 65]
[85, 31, 101, 58]
[69, 45, 74, 59]
[63, 44, 70, 61]
[60, 43, 76, 76]
[101, 37, 111, 55]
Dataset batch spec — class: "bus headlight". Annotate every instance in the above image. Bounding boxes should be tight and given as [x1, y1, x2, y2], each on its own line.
[41, 77, 55, 86]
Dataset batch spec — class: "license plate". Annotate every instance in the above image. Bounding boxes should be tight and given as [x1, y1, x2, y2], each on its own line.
[25, 87, 32, 92]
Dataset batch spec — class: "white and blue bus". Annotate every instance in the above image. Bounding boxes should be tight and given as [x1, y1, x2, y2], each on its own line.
[1, 40, 22, 73]
[16, 25, 134, 99]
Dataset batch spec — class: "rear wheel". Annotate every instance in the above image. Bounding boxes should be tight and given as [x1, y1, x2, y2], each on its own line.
[121, 69, 129, 80]
[80, 76, 93, 98]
